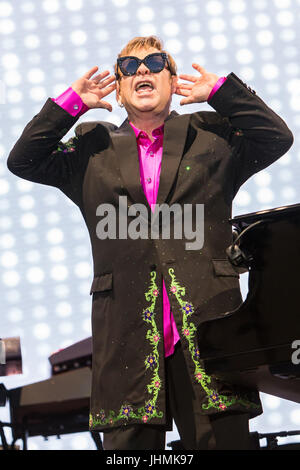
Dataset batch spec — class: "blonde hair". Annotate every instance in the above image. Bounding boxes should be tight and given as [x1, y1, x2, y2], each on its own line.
[114, 36, 177, 81]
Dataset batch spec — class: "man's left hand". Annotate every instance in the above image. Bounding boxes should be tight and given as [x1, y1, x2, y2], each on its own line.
[175, 64, 220, 105]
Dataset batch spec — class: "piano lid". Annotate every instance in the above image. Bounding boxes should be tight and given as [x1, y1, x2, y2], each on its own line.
[230, 202, 300, 230]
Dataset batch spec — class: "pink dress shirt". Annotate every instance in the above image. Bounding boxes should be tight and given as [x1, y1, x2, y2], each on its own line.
[52, 76, 226, 357]
[129, 121, 181, 357]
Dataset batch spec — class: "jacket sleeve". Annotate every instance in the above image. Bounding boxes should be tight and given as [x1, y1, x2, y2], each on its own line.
[207, 72, 294, 197]
[7, 98, 88, 206]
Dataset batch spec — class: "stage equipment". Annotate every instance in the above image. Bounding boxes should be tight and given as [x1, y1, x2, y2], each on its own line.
[167, 430, 300, 450]
[0, 337, 22, 377]
[1, 337, 102, 450]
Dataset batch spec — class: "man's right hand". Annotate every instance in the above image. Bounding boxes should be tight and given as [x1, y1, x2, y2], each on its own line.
[71, 66, 116, 112]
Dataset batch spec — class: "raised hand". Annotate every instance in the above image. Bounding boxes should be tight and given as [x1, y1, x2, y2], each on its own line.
[71, 66, 116, 111]
[175, 64, 220, 105]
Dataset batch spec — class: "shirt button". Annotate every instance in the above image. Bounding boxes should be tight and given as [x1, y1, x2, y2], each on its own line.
[149, 151, 154, 157]
[73, 104, 79, 110]
[146, 177, 152, 183]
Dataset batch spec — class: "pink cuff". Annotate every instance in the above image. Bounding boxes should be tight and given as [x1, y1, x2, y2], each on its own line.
[51, 87, 89, 117]
[207, 77, 227, 102]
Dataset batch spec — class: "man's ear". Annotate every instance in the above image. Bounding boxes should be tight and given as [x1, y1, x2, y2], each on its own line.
[171, 75, 178, 94]
[116, 80, 122, 106]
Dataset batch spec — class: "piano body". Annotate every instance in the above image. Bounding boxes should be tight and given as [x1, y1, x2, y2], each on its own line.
[197, 203, 300, 402]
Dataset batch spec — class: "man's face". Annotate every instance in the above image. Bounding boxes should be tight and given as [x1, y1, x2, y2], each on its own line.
[116, 47, 177, 116]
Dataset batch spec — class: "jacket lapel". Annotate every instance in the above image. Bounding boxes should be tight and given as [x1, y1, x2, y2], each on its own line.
[111, 119, 149, 207]
[111, 110, 191, 210]
[156, 111, 190, 206]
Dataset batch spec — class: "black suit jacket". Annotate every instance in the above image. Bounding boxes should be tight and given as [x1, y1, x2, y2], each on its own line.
[7, 73, 294, 431]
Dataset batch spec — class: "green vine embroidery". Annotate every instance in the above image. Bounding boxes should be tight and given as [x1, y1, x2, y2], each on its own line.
[143, 271, 163, 415]
[168, 267, 259, 412]
[89, 271, 163, 429]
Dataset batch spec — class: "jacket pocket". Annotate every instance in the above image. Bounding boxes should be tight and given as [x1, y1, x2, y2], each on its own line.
[89, 272, 113, 294]
[212, 259, 239, 278]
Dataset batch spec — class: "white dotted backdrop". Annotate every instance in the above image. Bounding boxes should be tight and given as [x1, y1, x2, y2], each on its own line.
[0, 0, 299, 450]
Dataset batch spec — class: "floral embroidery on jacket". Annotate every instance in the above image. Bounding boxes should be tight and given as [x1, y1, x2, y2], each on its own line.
[168, 267, 260, 413]
[51, 137, 78, 155]
[89, 270, 163, 429]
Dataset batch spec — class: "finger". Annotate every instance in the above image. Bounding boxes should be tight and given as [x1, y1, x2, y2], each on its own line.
[192, 63, 206, 75]
[176, 83, 193, 89]
[83, 66, 99, 80]
[93, 70, 111, 83]
[180, 96, 195, 106]
[97, 101, 113, 112]
[178, 73, 198, 83]
[98, 75, 116, 88]
[175, 88, 191, 97]
[100, 83, 117, 97]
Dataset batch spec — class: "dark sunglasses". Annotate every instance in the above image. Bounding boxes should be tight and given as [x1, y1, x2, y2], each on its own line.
[115, 52, 173, 80]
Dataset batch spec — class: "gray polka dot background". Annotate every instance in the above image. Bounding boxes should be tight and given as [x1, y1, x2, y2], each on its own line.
[0, 0, 300, 450]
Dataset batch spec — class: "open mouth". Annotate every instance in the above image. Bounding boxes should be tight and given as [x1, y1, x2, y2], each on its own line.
[135, 81, 155, 95]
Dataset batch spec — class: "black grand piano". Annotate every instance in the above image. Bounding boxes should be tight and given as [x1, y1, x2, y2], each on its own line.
[1, 203, 300, 450]
[198, 202, 300, 402]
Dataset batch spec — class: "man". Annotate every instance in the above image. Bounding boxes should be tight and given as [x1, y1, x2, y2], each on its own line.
[7, 36, 293, 450]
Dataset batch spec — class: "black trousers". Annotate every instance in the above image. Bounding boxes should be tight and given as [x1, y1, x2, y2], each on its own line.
[103, 341, 254, 450]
